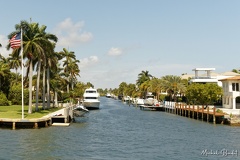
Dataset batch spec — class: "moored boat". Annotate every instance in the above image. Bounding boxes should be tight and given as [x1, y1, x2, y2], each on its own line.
[106, 93, 111, 98]
[83, 87, 100, 110]
[73, 104, 89, 117]
[144, 92, 158, 106]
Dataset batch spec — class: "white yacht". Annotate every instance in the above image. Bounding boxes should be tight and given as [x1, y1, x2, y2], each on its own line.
[83, 87, 100, 110]
[106, 93, 111, 98]
[144, 92, 158, 106]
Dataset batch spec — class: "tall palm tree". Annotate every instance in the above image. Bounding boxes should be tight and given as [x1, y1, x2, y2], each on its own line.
[50, 63, 66, 107]
[45, 51, 60, 109]
[34, 25, 58, 111]
[8, 20, 46, 113]
[68, 59, 80, 90]
[136, 70, 153, 87]
[59, 48, 77, 93]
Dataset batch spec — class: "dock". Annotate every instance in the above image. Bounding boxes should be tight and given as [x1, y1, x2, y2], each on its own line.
[139, 102, 226, 124]
[0, 105, 75, 130]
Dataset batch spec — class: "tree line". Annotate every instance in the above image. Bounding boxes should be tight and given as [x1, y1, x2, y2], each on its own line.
[0, 20, 93, 113]
[100, 70, 223, 106]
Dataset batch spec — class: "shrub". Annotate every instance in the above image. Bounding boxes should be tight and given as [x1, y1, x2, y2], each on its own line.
[8, 84, 28, 105]
[0, 92, 9, 106]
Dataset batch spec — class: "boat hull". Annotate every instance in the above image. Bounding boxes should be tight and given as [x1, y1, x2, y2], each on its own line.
[73, 110, 89, 117]
[83, 101, 100, 110]
[73, 105, 89, 117]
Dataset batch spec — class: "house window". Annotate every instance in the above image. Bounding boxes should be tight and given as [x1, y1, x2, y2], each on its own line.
[232, 83, 239, 91]
[232, 83, 235, 91]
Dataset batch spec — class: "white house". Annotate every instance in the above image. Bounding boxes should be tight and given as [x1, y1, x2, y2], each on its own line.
[188, 68, 240, 87]
[187, 68, 240, 115]
[219, 76, 240, 109]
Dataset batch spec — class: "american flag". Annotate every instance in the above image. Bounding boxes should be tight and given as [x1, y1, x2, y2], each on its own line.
[9, 32, 21, 49]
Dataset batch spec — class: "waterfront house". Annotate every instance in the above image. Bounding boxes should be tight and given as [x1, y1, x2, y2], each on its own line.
[218, 76, 240, 115]
[185, 68, 240, 115]
[188, 68, 240, 87]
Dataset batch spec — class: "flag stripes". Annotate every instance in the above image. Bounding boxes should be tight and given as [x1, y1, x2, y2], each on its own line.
[9, 32, 21, 49]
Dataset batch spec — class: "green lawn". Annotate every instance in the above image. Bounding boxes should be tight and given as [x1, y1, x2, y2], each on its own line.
[0, 105, 61, 119]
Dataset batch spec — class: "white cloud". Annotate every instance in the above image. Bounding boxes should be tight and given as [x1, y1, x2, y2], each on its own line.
[54, 18, 93, 47]
[0, 35, 11, 57]
[79, 56, 99, 68]
[107, 47, 123, 56]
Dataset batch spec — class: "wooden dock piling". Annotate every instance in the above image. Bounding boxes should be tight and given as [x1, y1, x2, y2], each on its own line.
[197, 106, 199, 120]
[157, 102, 225, 125]
[207, 107, 209, 122]
[213, 107, 216, 124]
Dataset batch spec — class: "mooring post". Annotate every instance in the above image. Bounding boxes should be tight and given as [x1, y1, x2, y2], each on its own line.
[188, 105, 191, 118]
[213, 107, 216, 124]
[34, 122, 38, 129]
[207, 107, 209, 123]
[12, 122, 16, 130]
[192, 105, 195, 119]
[177, 104, 179, 115]
[45, 121, 48, 127]
[185, 104, 187, 117]
[197, 106, 199, 120]
[175, 103, 177, 115]
[180, 103, 182, 116]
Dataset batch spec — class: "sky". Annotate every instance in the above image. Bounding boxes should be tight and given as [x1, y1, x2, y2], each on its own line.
[1, 0, 240, 89]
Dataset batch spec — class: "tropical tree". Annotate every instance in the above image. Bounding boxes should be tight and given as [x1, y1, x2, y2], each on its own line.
[68, 59, 80, 90]
[50, 63, 65, 107]
[232, 69, 240, 74]
[118, 82, 128, 97]
[161, 75, 186, 102]
[59, 48, 77, 93]
[149, 78, 164, 101]
[0, 55, 11, 94]
[186, 83, 223, 105]
[139, 80, 151, 98]
[8, 20, 49, 113]
[7, 53, 21, 83]
[136, 70, 153, 87]
[34, 26, 58, 111]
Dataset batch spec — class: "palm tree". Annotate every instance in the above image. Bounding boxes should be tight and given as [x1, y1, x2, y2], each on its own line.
[149, 78, 164, 101]
[68, 59, 80, 90]
[8, 20, 47, 113]
[0, 56, 11, 91]
[7, 53, 21, 83]
[139, 80, 150, 98]
[45, 51, 60, 109]
[34, 25, 58, 111]
[161, 75, 186, 102]
[136, 70, 153, 87]
[59, 48, 77, 93]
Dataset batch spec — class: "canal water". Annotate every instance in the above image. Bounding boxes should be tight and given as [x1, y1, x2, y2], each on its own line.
[1, 97, 240, 160]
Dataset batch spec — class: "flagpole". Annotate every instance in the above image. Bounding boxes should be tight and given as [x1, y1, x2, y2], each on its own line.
[21, 28, 24, 119]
